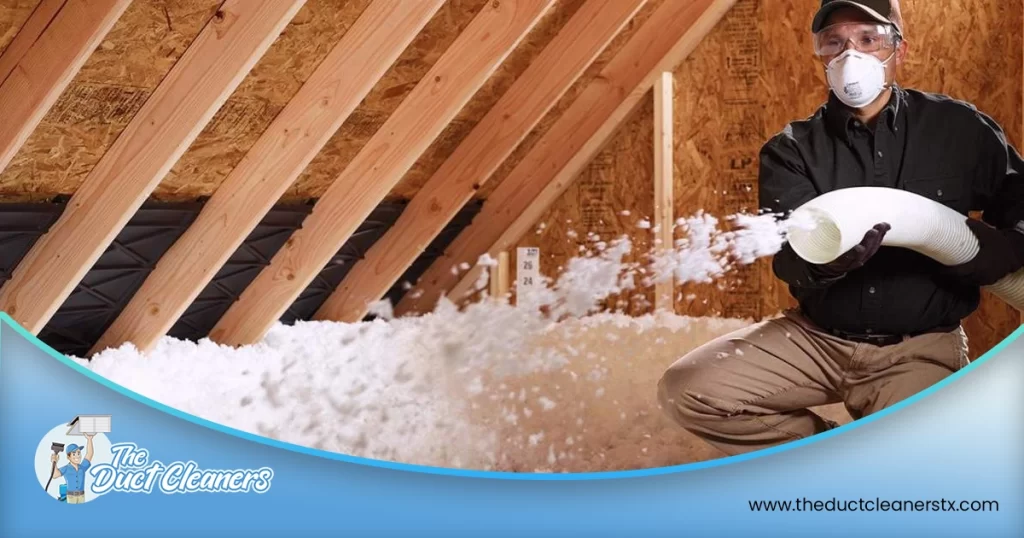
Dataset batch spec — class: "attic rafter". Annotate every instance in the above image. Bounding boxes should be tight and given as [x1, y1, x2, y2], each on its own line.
[89, 0, 446, 356]
[396, 0, 738, 315]
[312, 0, 650, 323]
[0, 0, 307, 334]
[208, 0, 558, 347]
[0, 0, 132, 175]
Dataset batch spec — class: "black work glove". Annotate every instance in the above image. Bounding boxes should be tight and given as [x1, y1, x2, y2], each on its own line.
[808, 223, 891, 280]
[940, 218, 1024, 286]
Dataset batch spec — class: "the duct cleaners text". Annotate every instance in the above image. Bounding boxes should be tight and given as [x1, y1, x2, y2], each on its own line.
[88, 443, 274, 494]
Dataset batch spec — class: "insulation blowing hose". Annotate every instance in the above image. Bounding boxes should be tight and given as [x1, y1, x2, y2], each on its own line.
[785, 186, 1024, 311]
[46, 461, 56, 491]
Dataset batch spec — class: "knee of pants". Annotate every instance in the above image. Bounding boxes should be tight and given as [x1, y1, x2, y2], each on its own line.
[657, 356, 732, 427]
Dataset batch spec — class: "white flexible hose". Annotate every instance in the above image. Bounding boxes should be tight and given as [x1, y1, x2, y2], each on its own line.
[785, 186, 1024, 311]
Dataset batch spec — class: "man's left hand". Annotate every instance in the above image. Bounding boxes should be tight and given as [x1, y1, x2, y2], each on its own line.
[942, 218, 1024, 286]
[83, 433, 94, 439]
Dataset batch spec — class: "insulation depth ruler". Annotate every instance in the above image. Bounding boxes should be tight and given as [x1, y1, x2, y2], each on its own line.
[516, 247, 541, 308]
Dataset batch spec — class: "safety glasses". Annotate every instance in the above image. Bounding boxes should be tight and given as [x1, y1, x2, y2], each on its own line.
[813, 22, 900, 58]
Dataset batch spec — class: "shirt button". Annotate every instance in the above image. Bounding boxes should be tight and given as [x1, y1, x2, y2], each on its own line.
[866, 328, 873, 334]
[869, 286, 876, 294]
[937, 189, 943, 197]
[877, 151, 883, 158]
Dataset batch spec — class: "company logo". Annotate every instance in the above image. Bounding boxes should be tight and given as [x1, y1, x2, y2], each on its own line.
[36, 415, 114, 504]
[843, 81, 863, 99]
[36, 415, 274, 503]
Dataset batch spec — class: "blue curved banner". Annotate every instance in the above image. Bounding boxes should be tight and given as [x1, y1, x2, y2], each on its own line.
[1, 312, 1022, 536]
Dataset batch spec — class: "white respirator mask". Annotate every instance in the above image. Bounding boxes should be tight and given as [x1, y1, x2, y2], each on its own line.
[825, 49, 895, 108]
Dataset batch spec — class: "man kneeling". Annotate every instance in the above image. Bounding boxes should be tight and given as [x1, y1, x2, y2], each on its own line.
[657, 0, 1024, 456]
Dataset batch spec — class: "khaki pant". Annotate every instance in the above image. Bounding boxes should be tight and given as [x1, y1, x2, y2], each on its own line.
[658, 309, 969, 456]
[66, 492, 85, 504]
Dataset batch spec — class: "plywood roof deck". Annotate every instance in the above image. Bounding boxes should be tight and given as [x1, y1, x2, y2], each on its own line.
[0, 0, 598, 203]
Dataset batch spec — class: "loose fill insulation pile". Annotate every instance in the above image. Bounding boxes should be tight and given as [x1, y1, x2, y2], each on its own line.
[78, 211, 844, 472]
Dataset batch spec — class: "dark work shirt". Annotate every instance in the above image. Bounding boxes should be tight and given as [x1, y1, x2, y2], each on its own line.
[759, 86, 1024, 335]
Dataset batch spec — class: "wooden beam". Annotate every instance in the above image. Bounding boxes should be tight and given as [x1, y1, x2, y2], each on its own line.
[0, 0, 132, 174]
[313, 0, 648, 323]
[208, 0, 556, 347]
[489, 251, 510, 300]
[489, 262, 501, 300]
[397, 0, 736, 315]
[653, 71, 675, 312]
[89, 0, 445, 356]
[0, 0, 65, 82]
[0, 0, 306, 334]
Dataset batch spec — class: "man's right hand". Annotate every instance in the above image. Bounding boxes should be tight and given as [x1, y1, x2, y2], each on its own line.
[809, 223, 891, 279]
[51, 453, 58, 463]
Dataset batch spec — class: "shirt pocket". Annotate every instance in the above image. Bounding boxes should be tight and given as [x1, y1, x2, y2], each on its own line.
[901, 175, 967, 213]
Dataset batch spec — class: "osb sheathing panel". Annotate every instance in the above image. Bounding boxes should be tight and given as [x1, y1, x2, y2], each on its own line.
[513, 0, 737, 317]
[0, 0, 40, 57]
[170, 0, 540, 202]
[159, 0, 374, 200]
[671, 0, 766, 321]
[515, 98, 657, 315]
[477, 0, 665, 200]
[522, 0, 1021, 358]
[383, 0, 588, 202]
[0, 0, 640, 204]
[0, 0, 221, 201]
[280, 0, 487, 200]
[496, 0, 668, 314]
[0, 0, 585, 203]
[0, 0, 373, 201]
[288, 0, 591, 203]
[0, 0, 652, 205]
[280, 0, 487, 202]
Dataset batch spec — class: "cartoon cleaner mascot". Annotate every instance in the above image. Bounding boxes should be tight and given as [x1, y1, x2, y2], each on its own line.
[50, 433, 94, 504]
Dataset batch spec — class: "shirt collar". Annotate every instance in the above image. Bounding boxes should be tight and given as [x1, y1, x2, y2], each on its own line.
[825, 84, 905, 144]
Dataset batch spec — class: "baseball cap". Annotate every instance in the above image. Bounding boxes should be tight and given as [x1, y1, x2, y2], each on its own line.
[66, 443, 83, 454]
[811, 0, 903, 36]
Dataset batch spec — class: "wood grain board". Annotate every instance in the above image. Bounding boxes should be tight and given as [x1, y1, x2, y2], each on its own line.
[0, 0, 307, 334]
[0, 0, 132, 174]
